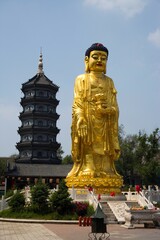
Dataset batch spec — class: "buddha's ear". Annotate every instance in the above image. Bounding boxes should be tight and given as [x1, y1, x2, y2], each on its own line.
[85, 56, 89, 73]
[85, 56, 89, 62]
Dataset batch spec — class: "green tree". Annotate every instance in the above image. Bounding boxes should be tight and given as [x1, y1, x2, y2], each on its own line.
[8, 191, 25, 212]
[0, 156, 17, 180]
[31, 180, 49, 213]
[9, 154, 18, 158]
[134, 128, 160, 185]
[62, 155, 73, 164]
[57, 146, 64, 161]
[116, 133, 138, 184]
[49, 179, 73, 215]
[0, 159, 7, 179]
[116, 127, 160, 186]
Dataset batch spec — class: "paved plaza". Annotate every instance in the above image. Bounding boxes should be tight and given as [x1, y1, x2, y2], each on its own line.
[0, 220, 160, 240]
[0, 221, 62, 240]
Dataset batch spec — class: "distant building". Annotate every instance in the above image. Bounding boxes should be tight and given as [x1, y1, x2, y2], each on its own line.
[5, 54, 72, 189]
[16, 53, 60, 164]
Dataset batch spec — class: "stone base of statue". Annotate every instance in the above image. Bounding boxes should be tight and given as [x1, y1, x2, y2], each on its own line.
[66, 173, 123, 194]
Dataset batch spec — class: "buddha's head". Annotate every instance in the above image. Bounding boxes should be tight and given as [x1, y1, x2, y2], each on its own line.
[85, 43, 109, 74]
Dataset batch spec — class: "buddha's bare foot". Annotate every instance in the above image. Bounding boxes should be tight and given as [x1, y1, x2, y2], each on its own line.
[101, 171, 108, 177]
[94, 171, 107, 177]
[79, 170, 95, 177]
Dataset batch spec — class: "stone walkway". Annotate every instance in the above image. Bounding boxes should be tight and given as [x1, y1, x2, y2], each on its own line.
[44, 223, 160, 240]
[0, 221, 63, 240]
[0, 221, 160, 240]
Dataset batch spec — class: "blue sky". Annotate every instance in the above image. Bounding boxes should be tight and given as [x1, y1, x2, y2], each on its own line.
[0, 0, 160, 157]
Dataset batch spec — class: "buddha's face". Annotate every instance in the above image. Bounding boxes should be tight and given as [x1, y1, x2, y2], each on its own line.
[87, 50, 107, 73]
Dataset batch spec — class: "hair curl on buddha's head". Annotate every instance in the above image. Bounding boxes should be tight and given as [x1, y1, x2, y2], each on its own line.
[85, 43, 108, 73]
[85, 43, 109, 57]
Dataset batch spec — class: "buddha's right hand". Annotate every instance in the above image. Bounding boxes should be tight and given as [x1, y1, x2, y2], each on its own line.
[77, 117, 87, 137]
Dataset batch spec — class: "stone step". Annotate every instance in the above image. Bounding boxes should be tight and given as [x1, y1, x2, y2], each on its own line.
[100, 202, 118, 224]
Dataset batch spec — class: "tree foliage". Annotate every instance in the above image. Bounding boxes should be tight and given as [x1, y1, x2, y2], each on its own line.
[116, 127, 160, 186]
[57, 146, 64, 161]
[0, 156, 16, 180]
[50, 179, 73, 215]
[0, 159, 6, 179]
[8, 191, 25, 212]
[31, 180, 49, 213]
[62, 155, 73, 164]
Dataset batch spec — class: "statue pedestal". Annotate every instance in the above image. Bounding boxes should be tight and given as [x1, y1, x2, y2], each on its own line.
[66, 174, 123, 194]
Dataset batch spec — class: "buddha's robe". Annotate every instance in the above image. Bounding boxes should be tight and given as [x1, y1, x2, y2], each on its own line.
[68, 72, 120, 177]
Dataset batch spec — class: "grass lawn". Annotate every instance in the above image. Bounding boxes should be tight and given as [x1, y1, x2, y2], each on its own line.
[0, 208, 79, 220]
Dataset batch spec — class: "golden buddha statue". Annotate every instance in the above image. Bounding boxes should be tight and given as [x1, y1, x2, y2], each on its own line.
[66, 43, 123, 193]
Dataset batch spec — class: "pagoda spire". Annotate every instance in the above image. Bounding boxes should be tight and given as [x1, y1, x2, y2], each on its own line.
[37, 48, 44, 75]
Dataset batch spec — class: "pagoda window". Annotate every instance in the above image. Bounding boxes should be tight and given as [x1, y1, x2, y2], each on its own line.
[35, 119, 47, 126]
[37, 151, 42, 157]
[36, 105, 47, 112]
[48, 106, 55, 113]
[23, 151, 28, 156]
[51, 152, 56, 158]
[39, 91, 44, 96]
[37, 135, 43, 141]
[26, 91, 35, 98]
[48, 92, 55, 99]
[38, 120, 43, 126]
[25, 105, 34, 112]
[21, 151, 31, 157]
[36, 90, 47, 97]
[38, 106, 43, 112]
[23, 120, 33, 126]
[49, 136, 56, 142]
[48, 121, 55, 127]
[22, 135, 32, 141]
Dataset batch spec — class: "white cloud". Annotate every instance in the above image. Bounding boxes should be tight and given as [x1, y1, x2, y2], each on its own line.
[148, 28, 160, 48]
[84, 0, 148, 18]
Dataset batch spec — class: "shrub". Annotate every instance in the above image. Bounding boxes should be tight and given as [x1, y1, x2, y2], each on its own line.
[86, 204, 95, 216]
[8, 191, 25, 212]
[31, 181, 49, 213]
[5, 189, 14, 199]
[74, 201, 89, 216]
[49, 179, 74, 215]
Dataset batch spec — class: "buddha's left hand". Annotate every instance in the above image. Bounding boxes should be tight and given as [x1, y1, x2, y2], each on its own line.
[96, 106, 116, 116]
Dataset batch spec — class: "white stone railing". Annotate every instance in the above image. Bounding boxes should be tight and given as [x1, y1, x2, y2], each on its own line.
[69, 187, 99, 209]
[122, 189, 160, 206]
[137, 191, 151, 207]
[143, 190, 160, 203]
[0, 195, 11, 211]
[87, 191, 99, 210]
[122, 191, 138, 201]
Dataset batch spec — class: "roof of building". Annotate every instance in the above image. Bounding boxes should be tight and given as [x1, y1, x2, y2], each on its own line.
[23, 74, 59, 89]
[6, 163, 73, 178]
[22, 53, 59, 89]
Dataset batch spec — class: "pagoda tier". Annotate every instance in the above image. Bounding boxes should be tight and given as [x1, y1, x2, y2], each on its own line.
[16, 54, 61, 164]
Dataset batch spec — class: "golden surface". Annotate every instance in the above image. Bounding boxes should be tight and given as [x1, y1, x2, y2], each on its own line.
[66, 46, 123, 193]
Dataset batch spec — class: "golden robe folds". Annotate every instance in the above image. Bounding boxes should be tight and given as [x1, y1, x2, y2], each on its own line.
[66, 43, 123, 193]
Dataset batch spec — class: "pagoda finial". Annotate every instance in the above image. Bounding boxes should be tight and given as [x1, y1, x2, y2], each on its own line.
[37, 48, 44, 75]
